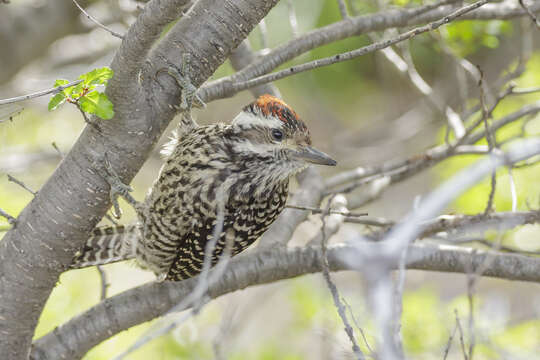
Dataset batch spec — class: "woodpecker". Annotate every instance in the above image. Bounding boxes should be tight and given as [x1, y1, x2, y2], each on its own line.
[72, 94, 336, 281]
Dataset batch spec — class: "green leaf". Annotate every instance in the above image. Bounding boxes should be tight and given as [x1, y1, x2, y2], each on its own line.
[53, 79, 69, 87]
[48, 93, 66, 111]
[79, 92, 114, 120]
[79, 67, 114, 86]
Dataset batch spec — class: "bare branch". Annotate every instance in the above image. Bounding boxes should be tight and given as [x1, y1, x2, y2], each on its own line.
[338, 140, 540, 355]
[477, 66, 497, 214]
[454, 310, 469, 360]
[31, 243, 540, 360]
[337, 0, 349, 19]
[442, 317, 458, 360]
[511, 86, 540, 95]
[7, 174, 37, 196]
[344, 216, 395, 227]
[203, 0, 489, 100]
[96, 266, 109, 301]
[71, 0, 124, 39]
[419, 211, 540, 239]
[325, 100, 540, 198]
[258, 18, 270, 54]
[0, 80, 82, 106]
[200, 0, 540, 102]
[200, 0, 464, 101]
[467, 101, 540, 144]
[342, 139, 540, 283]
[285, 204, 367, 217]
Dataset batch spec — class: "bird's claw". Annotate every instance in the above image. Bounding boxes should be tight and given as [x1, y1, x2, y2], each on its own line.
[159, 53, 206, 112]
[93, 154, 141, 220]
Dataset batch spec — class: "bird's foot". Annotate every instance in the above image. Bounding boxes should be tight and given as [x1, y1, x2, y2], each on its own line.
[158, 53, 206, 112]
[93, 154, 142, 219]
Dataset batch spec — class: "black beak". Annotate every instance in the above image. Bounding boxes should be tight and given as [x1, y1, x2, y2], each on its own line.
[294, 146, 337, 166]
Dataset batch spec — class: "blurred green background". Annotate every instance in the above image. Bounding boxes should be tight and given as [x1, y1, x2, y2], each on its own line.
[1, 0, 539, 358]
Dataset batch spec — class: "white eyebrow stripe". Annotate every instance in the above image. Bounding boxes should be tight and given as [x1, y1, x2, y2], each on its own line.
[232, 111, 284, 129]
[233, 140, 276, 155]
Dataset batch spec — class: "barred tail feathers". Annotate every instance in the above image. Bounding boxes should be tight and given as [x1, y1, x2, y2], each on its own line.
[71, 225, 140, 268]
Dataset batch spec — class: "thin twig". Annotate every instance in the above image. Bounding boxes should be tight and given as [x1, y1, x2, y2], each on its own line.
[477, 66, 497, 215]
[342, 298, 374, 355]
[258, 18, 270, 55]
[397, 37, 465, 139]
[51, 142, 64, 158]
[96, 266, 109, 301]
[0, 207, 17, 226]
[0, 80, 82, 106]
[223, 0, 489, 94]
[320, 195, 365, 360]
[454, 310, 469, 360]
[512, 155, 540, 169]
[511, 85, 540, 95]
[285, 204, 367, 217]
[0, 104, 23, 123]
[337, 0, 349, 19]
[7, 174, 37, 196]
[343, 216, 395, 227]
[466, 227, 504, 360]
[443, 320, 458, 360]
[74, 102, 100, 130]
[71, 0, 124, 39]
[392, 247, 408, 357]
[380, 29, 466, 142]
[465, 258, 476, 360]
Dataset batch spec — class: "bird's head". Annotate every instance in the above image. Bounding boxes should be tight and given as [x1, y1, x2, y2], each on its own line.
[230, 95, 336, 179]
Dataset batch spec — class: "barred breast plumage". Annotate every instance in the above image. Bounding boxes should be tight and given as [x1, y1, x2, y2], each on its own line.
[136, 124, 290, 280]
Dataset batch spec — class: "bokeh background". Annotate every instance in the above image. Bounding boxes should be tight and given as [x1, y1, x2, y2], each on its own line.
[1, 0, 540, 359]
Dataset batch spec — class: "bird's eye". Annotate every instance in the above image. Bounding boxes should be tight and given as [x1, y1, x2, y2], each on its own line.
[271, 128, 284, 142]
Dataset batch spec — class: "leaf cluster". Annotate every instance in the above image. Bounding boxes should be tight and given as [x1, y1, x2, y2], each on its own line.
[48, 67, 115, 120]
